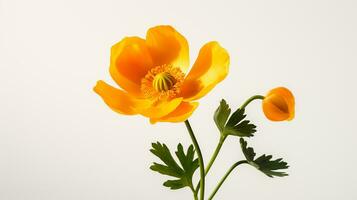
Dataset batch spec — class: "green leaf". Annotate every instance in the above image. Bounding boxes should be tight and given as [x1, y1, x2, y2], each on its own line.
[239, 138, 256, 162]
[214, 99, 231, 133]
[254, 154, 289, 177]
[214, 99, 257, 137]
[240, 138, 289, 177]
[224, 108, 257, 137]
[150, 142, 183, 178]
[150, 142, 199, 190]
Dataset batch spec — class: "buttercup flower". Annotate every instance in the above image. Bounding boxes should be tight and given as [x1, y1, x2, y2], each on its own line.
[262, 87, 295, 121]
[94, 25, 229, 123]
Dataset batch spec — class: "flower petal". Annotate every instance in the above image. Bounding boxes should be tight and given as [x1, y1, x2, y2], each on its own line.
[179, 42, 229, 101]
[150, 101, 199, 123]
[110, 37, 153, 97]
[94, 80, 151, 115]
[146, 25, 189, 73]
[139, 98, 183, 119]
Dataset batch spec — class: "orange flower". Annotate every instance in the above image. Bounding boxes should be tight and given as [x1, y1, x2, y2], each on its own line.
[262, 87, 295, 121]
[94, 25, 230, 123]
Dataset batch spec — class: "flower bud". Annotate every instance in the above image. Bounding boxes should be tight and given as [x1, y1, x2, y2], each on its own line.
[262, 87, 295, 121]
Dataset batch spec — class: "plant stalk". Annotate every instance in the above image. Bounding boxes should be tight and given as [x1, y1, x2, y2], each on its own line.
[208, 160, 248, 200]
[240, 95, 264, 109]
[195, 135, 227, 192]
[185, 120, 205, 200]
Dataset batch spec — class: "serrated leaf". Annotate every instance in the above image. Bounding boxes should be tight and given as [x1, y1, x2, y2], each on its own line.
[163, 179, 186, 190]
[175, 144, 199, 177]
[150, 142, 183, 178]
[150, 142, 199, 190]
[214, 100, 257, 137]
[239, 138, 256, 161]
[214, 99, 231, 133]
[240, 138, 289, 177]
[223, 108, 257, 137]
[254, 154, 289, 177]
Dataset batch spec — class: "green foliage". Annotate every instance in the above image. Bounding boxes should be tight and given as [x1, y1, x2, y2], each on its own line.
[214, 99, 231, 133]
[240, 137, 256, 162]
[214, 99, 257, 137]
[240, 138, 289, 177]
[150, 142, 199, 190]
[224, 108, 257, 137]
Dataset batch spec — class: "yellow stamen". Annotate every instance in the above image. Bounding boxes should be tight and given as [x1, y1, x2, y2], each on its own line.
[141, 64, 185, 100]
[153, 72, 176, 92]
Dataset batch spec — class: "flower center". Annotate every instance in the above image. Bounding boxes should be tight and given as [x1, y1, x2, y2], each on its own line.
[141, 64, 185, 100]
[152, 72, 176, 92]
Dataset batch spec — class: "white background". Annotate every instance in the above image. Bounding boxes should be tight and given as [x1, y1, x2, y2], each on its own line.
[1, 0, 357, 199]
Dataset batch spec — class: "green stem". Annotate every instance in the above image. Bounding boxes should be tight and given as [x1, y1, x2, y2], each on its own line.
[208, 160, 248, 200]
[193, 192, 198, 200]
[240, 95, 264, 110]
[195, 135, 227, 192]
[195, 94, 264, 194]
[185, 95, 264, 198]
[189, 185, 198, 200]
[205, 135, 227, 175]
[185, 120, 205, 200]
